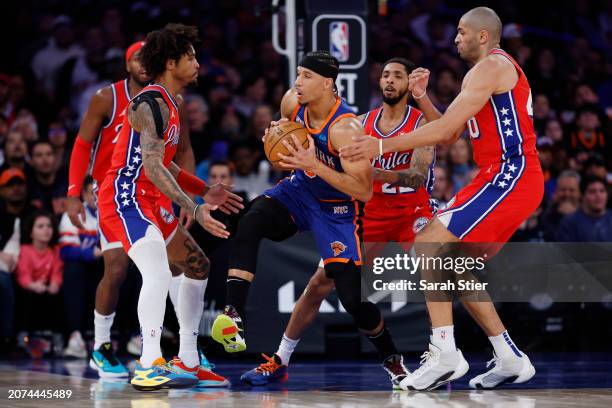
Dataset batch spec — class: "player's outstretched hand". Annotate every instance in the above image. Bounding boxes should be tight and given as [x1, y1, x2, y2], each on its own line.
[262, 117, 289, 143]
[278, 134, 317, 172]
[409, 67, 430, 97]
[203, 183, 244, 215]
[196, 203, 230, 238]
[67, 196, 86, 229]
[339, 135, 379, 162]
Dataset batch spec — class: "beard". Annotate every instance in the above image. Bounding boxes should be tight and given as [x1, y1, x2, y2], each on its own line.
[131, 74, 150, 88]
[382, 89, 408, 106]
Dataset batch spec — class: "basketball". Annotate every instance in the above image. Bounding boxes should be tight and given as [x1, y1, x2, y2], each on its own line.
[264, 121, 310, 168]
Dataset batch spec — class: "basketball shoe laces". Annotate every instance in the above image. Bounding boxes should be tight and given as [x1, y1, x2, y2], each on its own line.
[413, 348, 440, 376]
[255, 354, 281, 374]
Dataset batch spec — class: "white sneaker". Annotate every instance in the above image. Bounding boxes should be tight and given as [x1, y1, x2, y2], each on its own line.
[63, 331, 87, 359]
[127, 335, 142, 356]
[399, 344, 469, 391]
[469, 352, 535, 389]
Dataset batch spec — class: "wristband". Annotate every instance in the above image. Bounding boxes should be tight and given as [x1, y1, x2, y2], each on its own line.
[192, 203, 201, 220]
[177, 169, 207, 195]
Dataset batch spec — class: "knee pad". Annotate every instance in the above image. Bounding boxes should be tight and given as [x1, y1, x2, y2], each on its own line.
[326, 260, 382, 331]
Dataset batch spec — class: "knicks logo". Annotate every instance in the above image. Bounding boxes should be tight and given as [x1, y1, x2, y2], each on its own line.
[165, 124, 180, 146]
[330, 241, 347, 256]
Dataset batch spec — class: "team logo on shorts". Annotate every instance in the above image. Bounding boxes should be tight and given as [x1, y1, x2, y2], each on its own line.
[330, 241, 347, 256]
[413, 217, 430, 233]
[159, 206, 175, 224]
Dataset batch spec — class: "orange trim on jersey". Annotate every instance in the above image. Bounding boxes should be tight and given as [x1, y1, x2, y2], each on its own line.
[290, 103, 300, 121]
[352, 200, 363, 263]
[304, 97, 341, 134]
[323, 257, 363, 266]
[327, 112, 356, 156]
[319, 198, 350, 203]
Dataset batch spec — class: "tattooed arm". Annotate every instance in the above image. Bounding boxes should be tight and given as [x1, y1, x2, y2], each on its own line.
[129, 98, 229, 238]
[373, 145, 434, 189]
[372, 117, 435, 189]
[129, 99, 196, 214]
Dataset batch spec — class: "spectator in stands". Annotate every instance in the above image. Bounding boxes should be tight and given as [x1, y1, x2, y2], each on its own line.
[31, 15, 83, 100]
[27, 141, 67, 216]
[185, 94, 212, 164]
[447, 136, 474, 192]
[431, 164, 453, 209]
[15, 210, 63, 336]
[10, 110, 39, 145]
[568, 104, 608, 164]
[47, 121, 69, 177]
[233, 75, 268, 118]
[541, 170, 581, 241]
[0, 168, 35, 352]
[230, 141, 273, 201]
[556, 176, 612, 241]
[0, 130, 29, 173]
[533, 94, 555, 135]
[0, 74, 13, 124]
[58, 176, 101, 358]
[431, 67, 459, 112]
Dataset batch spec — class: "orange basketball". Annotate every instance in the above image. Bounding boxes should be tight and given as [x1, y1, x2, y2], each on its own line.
[264, 121, 310, 168]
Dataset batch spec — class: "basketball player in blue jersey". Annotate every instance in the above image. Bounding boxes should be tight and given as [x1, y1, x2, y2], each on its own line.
[211, 51, 409, 388]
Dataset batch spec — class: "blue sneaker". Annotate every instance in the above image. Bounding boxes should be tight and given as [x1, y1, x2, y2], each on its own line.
[131, 357, 198, 391]
[89, 342, 129, 378]
[240, 353, 288, 386]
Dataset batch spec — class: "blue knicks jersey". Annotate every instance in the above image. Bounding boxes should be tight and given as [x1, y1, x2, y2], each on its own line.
[291, 96, 356, 201]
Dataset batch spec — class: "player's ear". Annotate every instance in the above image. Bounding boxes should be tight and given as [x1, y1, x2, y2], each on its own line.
[166, 58, 177, 72]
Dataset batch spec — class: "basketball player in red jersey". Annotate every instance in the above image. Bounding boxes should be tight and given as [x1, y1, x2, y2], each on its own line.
[67, 40, 194, 377]
[96, 24, 243, 391]
[341, 7, 540, 390]
[241, 57, 438, 388]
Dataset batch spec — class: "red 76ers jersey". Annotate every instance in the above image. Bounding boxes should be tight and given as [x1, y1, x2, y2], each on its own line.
[362, 105, 434, 212]
[106, 83, 181, 202]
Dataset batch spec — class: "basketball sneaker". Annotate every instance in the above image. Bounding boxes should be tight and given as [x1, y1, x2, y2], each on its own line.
[131, 357, 198, 391]
[63, 331, 87, 359]
[382, 354, 410, 390]
[89, 342, 129, 378]
[399, 343, 469, 391]
[169, 354, 230, 388]
[241, 353, 288, 385]
[469, 352, 535, 389]
[211, 305, 246, 353]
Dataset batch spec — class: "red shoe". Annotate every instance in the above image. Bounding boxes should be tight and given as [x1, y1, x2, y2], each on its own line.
[170, 357, 230, 387]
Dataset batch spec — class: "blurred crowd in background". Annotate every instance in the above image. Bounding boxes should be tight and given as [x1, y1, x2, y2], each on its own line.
[0, 0, 611, 357]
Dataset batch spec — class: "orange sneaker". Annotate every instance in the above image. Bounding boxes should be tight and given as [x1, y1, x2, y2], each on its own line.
[170, 355, 230, 388]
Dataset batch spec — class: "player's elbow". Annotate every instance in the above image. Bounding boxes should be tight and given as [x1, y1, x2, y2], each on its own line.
[356, 186, 373, 202]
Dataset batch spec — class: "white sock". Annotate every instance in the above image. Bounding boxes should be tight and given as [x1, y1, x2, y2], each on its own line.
[177, 276, 207, 368]
[93, 310, 115, 350]
[489, 330, 522, 359]
[128, 227, 172, 368]
[431, 325, 456, 352]
[276, 334, 299, 366]
[169, 274, 182, 314]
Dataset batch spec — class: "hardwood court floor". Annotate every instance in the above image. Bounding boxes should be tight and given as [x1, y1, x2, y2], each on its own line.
[1, 352, 611, 407]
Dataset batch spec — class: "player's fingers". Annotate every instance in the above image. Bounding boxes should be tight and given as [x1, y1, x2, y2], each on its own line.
[217, 205, 232, 215]
[282, 139, 298, 155]
[227, 191, 244, 203]
[290, 134, 304, 151]
[227, 196, 245, 210]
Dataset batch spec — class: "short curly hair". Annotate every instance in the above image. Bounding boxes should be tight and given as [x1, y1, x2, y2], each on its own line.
[140, 23, 199, 79]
